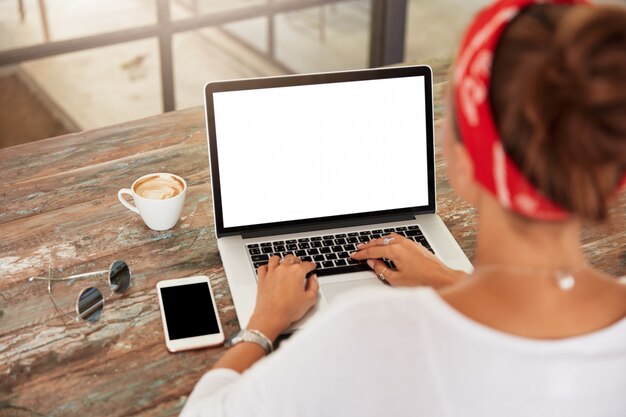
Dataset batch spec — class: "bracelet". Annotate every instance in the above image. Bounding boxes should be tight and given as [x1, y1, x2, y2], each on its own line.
[227, 328, 274, 354]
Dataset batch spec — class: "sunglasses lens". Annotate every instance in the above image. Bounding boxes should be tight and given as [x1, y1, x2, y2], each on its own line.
[109, 260, 131, 293]
[76, 287, 104, 322]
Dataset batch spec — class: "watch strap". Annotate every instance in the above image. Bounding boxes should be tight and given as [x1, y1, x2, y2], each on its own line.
[227, 329, 274, 354]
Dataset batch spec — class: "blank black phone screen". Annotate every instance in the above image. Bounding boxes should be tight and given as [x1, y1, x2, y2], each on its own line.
[160, 282, 220, 340]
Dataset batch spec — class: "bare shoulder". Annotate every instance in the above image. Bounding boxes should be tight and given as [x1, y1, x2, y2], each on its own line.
[597, 270, 626, 297]
[434, 269, 626, 339]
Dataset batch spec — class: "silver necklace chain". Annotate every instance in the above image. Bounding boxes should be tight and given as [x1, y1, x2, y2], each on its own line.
[471, 263, 588, 291]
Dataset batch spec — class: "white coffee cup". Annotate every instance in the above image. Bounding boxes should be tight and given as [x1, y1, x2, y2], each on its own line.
[118, 173, 187, 231]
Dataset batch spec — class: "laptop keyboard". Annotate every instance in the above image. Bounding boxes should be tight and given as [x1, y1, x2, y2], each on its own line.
[246, 225, 434, 277]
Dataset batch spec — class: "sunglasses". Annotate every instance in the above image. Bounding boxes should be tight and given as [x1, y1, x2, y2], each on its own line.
[28, 260, 131, 322]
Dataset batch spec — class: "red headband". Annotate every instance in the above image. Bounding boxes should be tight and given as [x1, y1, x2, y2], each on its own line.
[453, 0, 596, 220]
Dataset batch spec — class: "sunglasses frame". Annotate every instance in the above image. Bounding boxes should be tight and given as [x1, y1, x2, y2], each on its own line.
[28, 260, 132, 323]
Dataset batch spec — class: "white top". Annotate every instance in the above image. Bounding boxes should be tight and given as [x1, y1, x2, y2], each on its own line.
[180, 287, 626, 417]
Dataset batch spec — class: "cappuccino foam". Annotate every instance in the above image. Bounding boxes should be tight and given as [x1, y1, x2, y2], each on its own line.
[134, 175, 184, 200]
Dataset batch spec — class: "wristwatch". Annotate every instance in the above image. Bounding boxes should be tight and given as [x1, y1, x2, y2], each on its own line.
[226, 329, 274, 354]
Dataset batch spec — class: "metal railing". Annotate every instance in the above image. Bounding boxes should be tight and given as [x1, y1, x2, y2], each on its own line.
[0, 0, 407, 113]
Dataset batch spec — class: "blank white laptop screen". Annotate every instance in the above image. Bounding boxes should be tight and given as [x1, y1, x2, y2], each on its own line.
[213, 75, 429, 228]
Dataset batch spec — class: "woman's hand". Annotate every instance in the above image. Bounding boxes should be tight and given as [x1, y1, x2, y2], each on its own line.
[248, 255, 319, 341]
[350, 233, 466, 288]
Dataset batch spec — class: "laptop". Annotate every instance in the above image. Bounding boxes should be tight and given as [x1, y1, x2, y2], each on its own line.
[204, 65, 473, 331]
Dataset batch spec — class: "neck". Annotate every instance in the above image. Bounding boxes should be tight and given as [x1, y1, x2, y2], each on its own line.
[439, 192, 626, 339]
[473, 195, 586, 272]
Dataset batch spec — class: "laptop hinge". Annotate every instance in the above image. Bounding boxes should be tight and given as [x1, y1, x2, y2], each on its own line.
[240, 212, 418, 239]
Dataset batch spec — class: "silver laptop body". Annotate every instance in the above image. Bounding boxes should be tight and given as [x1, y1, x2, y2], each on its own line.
[204, 65, 472, 330]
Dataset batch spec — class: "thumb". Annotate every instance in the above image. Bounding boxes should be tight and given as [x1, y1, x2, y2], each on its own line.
[305, 274, 320, 297]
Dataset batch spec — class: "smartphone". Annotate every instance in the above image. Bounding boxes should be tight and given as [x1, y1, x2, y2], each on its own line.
[156, 275, 225, 352]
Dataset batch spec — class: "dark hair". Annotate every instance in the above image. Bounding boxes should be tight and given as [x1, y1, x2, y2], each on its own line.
[490, 4, 626, 221]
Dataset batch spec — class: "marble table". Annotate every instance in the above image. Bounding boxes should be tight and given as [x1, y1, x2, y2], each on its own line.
[1, 59, 624, 416]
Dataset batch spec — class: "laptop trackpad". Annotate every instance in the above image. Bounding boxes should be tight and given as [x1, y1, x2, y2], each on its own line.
[321, 278, 382, 304]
